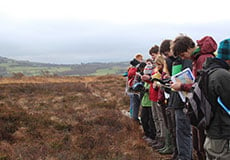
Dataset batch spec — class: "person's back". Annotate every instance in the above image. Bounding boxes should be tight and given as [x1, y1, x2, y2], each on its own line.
[204, 58, 230, 138]
[203, 39, 230, 160]
[128, 67, 137, 87]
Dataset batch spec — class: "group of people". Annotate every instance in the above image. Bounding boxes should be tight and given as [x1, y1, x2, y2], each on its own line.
[124, 35, 230, 160]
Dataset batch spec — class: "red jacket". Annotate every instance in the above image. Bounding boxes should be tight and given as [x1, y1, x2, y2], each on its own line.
[193, 36, 217, 77]
[181, 53, 214, 92]
[192, 54, 215, 77]
[128, 67, 137, 87]
[181, 36, 217, 91]
[149, 71, 161, 102]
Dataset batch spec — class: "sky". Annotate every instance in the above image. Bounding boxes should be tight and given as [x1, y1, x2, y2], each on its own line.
[0, 0, 230, 64]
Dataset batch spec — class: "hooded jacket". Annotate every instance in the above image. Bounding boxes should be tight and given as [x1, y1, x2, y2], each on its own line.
[203, 58, 230, 139]
[192, 36, 217, 77]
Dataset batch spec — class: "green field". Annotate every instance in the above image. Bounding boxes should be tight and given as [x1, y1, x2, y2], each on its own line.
[0, 57, 128, 77]
[7, 66, 72, 76]
[91, 67, 123, 76]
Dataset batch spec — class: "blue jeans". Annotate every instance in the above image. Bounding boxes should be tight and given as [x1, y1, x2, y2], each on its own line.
[128, 93, 134, 117]
[132, 94, 140, 121]
[175, 108, 192, 160]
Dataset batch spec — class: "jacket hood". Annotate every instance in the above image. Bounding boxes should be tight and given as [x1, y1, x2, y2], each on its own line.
[197, 36, 217, 54]
[203, 57, 230, 70]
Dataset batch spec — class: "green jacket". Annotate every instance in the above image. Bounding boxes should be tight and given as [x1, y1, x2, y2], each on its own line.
[141, 83, 152, 107]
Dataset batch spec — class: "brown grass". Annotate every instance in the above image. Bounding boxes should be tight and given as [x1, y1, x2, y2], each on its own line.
[0, 75, 171, 160]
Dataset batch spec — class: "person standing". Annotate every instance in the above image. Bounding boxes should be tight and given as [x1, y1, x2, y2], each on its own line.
[141, 62, 157, 145]
[169, 35, 195, 160]
[127, 54, 143, 118]
[202, 38, 230, 160]
[191, 36, 217, 160]
[151, 55, 168, 150]
[170, 36, 218, 160]
[157, 39, 176, 156]
[131, 62, 146, 123]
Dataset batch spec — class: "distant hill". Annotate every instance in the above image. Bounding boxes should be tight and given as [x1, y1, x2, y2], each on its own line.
[0, 56, 129, 77]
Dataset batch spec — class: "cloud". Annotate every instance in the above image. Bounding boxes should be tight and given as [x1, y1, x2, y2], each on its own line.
[0, 18, 230, 64]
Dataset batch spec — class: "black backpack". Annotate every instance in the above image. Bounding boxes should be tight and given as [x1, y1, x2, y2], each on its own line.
[185, 67, 218, 129]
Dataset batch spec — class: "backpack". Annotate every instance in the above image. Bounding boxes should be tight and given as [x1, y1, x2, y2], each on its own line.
[127, 67, 137, 87]
[185, 67, 218, 129]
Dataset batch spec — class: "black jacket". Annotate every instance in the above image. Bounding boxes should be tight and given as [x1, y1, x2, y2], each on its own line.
[166, 56, 177, 76]
[204, 58, 230, 139]
[168, 58, 193, 109]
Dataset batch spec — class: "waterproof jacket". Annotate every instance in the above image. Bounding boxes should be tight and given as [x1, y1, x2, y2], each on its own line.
[203, 58, 230, 139]
[141, 83, 152, 107]
[127, 67, 137, 87]
[192, 36, 217, 77]
[149, 71, 161, 102]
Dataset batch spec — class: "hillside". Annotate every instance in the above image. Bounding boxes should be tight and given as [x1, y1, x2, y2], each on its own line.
[0, 56, 128, 77]
[0, 75, 171, 160]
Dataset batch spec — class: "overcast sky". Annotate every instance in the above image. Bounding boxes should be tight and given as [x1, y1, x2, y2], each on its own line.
[0, 0, 230, 64]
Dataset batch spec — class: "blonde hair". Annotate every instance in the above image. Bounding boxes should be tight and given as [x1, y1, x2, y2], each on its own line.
[155, 55, 169, 75]
[155, 55, 164, 65]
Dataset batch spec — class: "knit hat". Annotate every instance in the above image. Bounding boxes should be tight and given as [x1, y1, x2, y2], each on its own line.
[217, 38, 230, 60]
[143, 64, 153, 75]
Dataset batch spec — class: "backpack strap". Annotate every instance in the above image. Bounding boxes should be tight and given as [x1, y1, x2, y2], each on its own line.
[198, 68, 218, 99]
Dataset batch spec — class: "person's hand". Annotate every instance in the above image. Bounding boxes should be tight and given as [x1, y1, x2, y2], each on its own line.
[142, 75, 150, 81]
[152, 82, 157, 88]
[170, 81, 182, 91]
[163, 74, 170, 80]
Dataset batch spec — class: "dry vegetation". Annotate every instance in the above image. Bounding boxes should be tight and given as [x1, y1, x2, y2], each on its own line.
[0, 75, 171, 160]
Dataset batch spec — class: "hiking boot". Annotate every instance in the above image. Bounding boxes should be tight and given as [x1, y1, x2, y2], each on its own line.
[159, 129, 174, 154]
[142, 135, 148, 140]
[152, 141, 165, 149]
[144, 137, 153, 144]
[170, 149, 178, 160]
[142, 136, 157, 146]
[158, 145, 167, 152]
[159, 145, 173, 154]
[150, 139, 158, 145]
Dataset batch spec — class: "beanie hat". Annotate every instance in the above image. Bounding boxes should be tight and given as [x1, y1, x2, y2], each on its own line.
[197, 36, 217, 54]
[130, 58, 140, 67]
[143, 64, 153, 75]
[217, 38, 230, 60]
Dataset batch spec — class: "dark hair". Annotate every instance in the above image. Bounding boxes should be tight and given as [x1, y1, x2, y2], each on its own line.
[149, 45, 159, 55]
[160, 39, 172, 55]
[137, 62, 146, 72]
[130, 58, 140, 67]
[172, 36, 195, 56]
[146, 58, 154, 64]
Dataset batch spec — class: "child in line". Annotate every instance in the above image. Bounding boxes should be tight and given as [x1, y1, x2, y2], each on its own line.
[141, 59, 157, 144]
